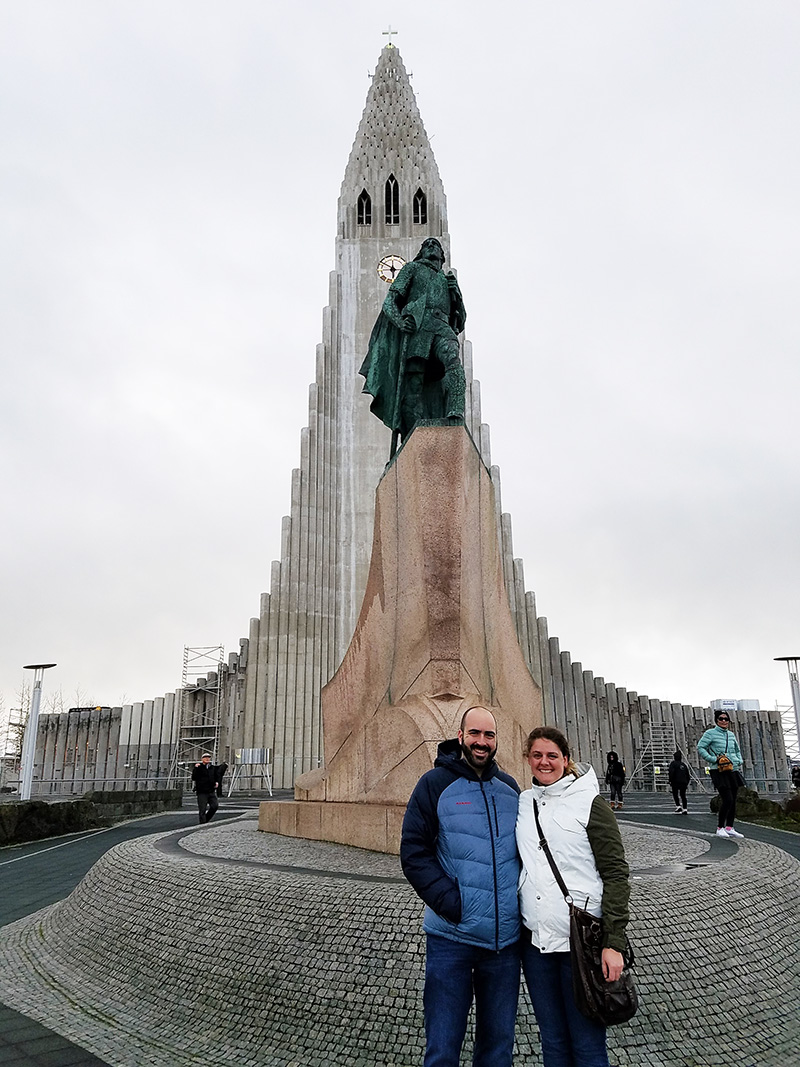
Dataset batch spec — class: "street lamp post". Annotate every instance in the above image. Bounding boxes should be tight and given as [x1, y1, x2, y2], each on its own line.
[19, 662, 57, 801]
[774, 656, 800, 763]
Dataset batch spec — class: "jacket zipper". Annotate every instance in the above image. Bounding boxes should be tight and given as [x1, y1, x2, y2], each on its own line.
[480, 781, 500, 950]
[491, 796, 500, 836]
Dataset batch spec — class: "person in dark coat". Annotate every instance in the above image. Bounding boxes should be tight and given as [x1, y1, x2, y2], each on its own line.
[667, 750, 691, 813]
[191, 753, 219, 824]
[400, 705, 521, 1067]
[605, 752, 626, 810]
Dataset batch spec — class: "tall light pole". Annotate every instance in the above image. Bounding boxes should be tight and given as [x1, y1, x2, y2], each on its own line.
[774, 656, 800, 763]
[19, 662, 56, 800]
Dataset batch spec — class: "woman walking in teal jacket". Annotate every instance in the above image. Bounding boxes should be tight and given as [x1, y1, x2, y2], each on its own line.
[697, 710, 744, 838]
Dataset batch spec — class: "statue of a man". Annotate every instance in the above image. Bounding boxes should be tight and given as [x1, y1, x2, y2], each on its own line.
[360, 238, 467, 456]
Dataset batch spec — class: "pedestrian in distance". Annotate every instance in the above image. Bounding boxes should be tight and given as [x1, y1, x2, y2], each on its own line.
[191, 753, 220, 824]
[517, 726, 631, 1067]
[667, 750, 691, 814]
[400, 705, 521, 1067]
[697, 710, 745, 839]
[605, 752, 626, 810]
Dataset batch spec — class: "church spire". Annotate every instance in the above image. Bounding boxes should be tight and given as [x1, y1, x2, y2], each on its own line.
[339, 46, 446, 241]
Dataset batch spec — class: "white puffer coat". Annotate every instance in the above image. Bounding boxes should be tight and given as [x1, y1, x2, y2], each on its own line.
[516, 768, 603, 953]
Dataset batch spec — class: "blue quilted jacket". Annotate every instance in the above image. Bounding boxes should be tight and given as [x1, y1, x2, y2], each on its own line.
[400, 738, 521, 950]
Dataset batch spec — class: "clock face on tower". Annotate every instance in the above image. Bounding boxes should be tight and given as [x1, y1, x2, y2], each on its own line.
[377, 254, 406, 283]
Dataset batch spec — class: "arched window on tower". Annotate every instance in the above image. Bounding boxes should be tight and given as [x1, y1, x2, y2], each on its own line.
[357, 189, 372, 226]
[413, 188, 427, 225]
[385, 175, 399, 225]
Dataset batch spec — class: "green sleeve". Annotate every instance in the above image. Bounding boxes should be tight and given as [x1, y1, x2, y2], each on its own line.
[586, 796, 631, 952]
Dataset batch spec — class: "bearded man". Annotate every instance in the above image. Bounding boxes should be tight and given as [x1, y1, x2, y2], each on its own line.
[400, 706, 521, 1067]
[359, 237, 467, 454]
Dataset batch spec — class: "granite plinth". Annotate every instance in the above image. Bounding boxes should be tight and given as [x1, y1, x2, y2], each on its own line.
[292, 426, 542, 832]
[258, 798, 405, 853]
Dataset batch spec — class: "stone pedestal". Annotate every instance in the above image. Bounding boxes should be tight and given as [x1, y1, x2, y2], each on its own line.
[259, 425, 542, 852]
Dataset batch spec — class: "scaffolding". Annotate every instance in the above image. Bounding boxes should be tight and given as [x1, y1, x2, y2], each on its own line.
[0, 707, 23, 792]
[629, 722, 677, 790]
[168, 645, 225, 789]
[629, 720, 711, 793]
[778, 703, 799, 763]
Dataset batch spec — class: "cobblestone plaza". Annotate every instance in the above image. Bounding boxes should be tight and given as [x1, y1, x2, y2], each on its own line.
[0, 811, 796, 1066]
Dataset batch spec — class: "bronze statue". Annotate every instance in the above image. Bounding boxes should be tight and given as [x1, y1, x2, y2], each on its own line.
[360, 238, 466, 458]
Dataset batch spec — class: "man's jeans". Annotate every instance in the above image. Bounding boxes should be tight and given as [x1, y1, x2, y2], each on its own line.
[521, 942, 609, 1067]
[423, 933, 520, 1067]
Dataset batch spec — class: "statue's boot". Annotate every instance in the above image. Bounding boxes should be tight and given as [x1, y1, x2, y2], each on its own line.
[442, 360, 466, 420]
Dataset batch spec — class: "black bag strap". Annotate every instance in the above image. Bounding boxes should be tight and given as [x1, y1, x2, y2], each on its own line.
[533, 796, 634, 967]
[532, 796, 573, 905]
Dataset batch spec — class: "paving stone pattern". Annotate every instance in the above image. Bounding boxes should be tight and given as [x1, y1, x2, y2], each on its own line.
[0, 818, 796, 1067]
[180, 819, 710, 872]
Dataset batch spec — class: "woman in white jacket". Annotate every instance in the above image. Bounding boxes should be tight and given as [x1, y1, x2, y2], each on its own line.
[516, 727, 631, 1067]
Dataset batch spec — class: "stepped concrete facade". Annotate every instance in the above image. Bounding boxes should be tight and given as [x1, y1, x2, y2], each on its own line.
[25, 45, 791, 797]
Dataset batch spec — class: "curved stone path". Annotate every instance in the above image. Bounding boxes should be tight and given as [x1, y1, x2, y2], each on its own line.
[0, 814, 796, 1067]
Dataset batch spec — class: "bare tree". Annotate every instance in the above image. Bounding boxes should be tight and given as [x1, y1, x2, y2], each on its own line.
[44, 687, 66, 714]
[71, 686, 95, 711]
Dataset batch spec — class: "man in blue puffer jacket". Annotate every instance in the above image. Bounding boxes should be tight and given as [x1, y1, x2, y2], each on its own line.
[401, 705, 521, 1067]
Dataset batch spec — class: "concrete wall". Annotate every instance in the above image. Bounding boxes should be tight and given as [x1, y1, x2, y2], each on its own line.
[27, 699, 179, 796]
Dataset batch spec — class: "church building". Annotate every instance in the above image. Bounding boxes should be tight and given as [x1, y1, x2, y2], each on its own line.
[27, 45, 789, 798]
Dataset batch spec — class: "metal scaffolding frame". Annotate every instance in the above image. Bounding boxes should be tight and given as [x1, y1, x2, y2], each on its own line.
[168, 645, 225, 788]
[630, 720, 710, 793]
[629, 721, 676, 790]
[777, 703, 799, 763]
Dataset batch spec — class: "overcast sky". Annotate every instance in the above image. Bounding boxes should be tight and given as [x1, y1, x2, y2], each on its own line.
[1, 1, 798, 723]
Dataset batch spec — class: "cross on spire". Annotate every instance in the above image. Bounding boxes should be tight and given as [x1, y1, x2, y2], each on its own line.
[382, 25, 398, 48]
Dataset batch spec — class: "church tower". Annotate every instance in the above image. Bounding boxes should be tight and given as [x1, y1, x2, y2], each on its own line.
[236, 45, 499, 786]
[29, 47, 789, 800]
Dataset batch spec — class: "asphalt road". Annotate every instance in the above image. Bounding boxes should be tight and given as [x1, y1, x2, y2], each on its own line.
[614, 788, 800, 861]
[0, 797, 266, 1065]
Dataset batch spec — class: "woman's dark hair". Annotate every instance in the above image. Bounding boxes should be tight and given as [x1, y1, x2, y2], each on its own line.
[674, 749, 683, 761]
[607, 751, 620, 763]
[523, 726, 579, 778]
[714, 709, 732, 724]
[524, 726, 570, 759]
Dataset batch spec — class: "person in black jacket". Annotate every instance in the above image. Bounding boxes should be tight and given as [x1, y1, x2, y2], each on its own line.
[191, 753, 219, 824]
[605, 752, 626, 810]
[667, 750, 691, 814]
[400, 705, 522, 1067]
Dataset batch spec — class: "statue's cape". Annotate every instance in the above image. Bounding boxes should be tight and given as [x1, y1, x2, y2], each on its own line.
[358, 311, 407, 432]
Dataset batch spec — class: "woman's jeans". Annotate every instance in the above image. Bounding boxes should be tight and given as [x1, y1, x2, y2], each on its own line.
[423, 933, 520, 1067]
[609, 783, 623, 803]
[521, 941, 609, 1067]
[710, 770, 739, 827]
